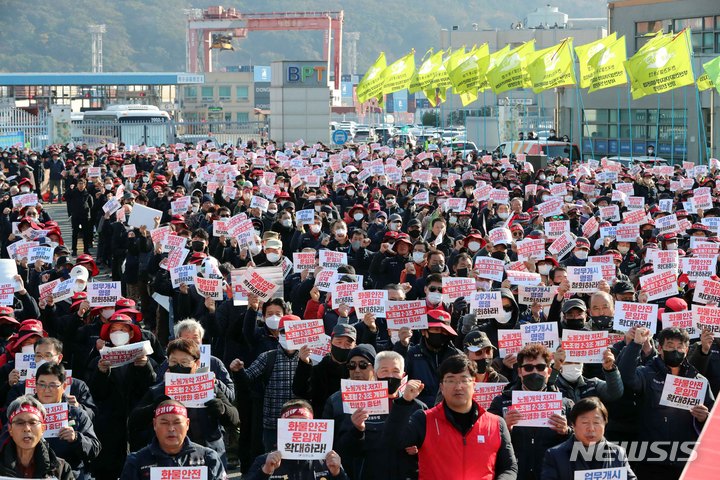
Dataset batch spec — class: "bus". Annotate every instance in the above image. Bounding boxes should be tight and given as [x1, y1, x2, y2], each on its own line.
[80, 105, 174, 146]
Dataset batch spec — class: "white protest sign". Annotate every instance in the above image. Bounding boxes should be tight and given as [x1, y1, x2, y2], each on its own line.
[639, 270, 678, 301]
[693, 305, 720, 334]
[170, 265, 196, 288]
[518, 285, 557, 306]
[442, 277, 476, 302]
[341, 379, 389, 414]
[319, 250, 347, 270]
[296, 209, 315, 225]
[277, 419, 334, 461]
[473, 257, 505, 282]
[516, 238, 546, 261]
[573, 468, 627, 480]
[42, 402, 69, 439]
[561, 330, 609, 363]
[353, 290, 388, 317]
[87, 281, 121, 307]
[386, 301, 428, 330]
[100, 341, 153, 368]
[498, 330, 523, 357]
[613, 302, 658, 333]
[284, 319, 326, 350]
[521, 322, 560, 351]
[127, 204, 163, 231]
[165, 372, 216, 408]
[469, 291, 503, 320]
[567, 266, 602, 294]
[15, 352, 36, 382]
[170, 196, 191, 215]
[292, 252, 316, 272]
[237, 267, 280, 302]
[693, 278, 720, 305]
[662, 310, 697, 339]
[511, 391, 563, 427]
[150, 467, 208, 480]
[548, 232, 576, 260]
[194, 275, 223, 300]
[658, 374, 708, 411]
[332, 282, 361, 309]
[473, 382, 509, 410]
[27, 246, 53, 265]
[51, 278, 75, 303]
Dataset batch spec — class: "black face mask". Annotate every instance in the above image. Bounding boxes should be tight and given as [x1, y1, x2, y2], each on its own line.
[491, 251, 506, 261]
[591, 315, 613, 330]
[475, 358, 492, 374]
[521, 372, 547, 391]
[331, 345, 350, 363]
[168, 365, 193, 375]
[564, 318, 586, 330]
[426, 332, 450, 349]
[663, 350, 685, 368]
[408, 229, 421, 239]
[0, 324, 16, 338]
[640, 230, 653, 241]
[191, 240, 205, 252]
[379, 377, 403, 395]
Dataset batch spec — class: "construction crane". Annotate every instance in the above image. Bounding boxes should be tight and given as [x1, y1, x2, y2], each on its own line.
[185, 6, 344, 89]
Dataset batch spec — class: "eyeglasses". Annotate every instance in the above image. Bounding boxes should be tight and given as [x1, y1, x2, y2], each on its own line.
[36, 382, 62, 390]
[428, 286, 443, 293]
[443, 377, 474, 386]
[34, 353, 57, 361]
[11, 419, 42, 427]
[169, 362, 195, 368]
[347, 361, 371, 370]
[520, 364, 547, 373]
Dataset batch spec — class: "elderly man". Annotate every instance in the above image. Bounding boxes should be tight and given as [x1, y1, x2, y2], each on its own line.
[120, 399, 226, 480]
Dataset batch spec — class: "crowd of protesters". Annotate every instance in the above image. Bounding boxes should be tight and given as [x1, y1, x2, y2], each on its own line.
[0, 136, 717, 480]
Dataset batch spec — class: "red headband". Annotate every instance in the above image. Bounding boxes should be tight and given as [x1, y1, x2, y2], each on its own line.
[280, 407, 313, 419]
[9, 405, 44, 424]
[154, 404, 188, 418]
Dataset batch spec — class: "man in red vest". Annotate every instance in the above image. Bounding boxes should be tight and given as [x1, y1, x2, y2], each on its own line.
[385, 354, 518, 480]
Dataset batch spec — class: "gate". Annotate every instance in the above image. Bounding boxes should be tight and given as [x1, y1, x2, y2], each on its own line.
[0, 107, 49, 149]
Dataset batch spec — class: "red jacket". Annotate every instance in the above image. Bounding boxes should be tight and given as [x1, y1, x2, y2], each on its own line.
[419, 402, 504, 480]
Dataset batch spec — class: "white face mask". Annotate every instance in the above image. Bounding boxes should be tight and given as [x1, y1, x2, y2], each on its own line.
[538, 264, 552, 276]
[426, 291, 442, 305]
[281, 219, 292, 228]
[335, 229, 347, 237]
[497, 310, 513, 324]
[538, 175, 546, 181]
[353, 213, 364, 221]
[191, 205, 200, 214]
[468, 241, 481, 252]
[278, 334, 289, 350]
[389, 222, 401, 232]
[266, 252, 281, 263]
[20, 186, 30, 193]
[249, 243, 262, 255]
[412, 252, 425, 264]
[268, 209, 278, 215]
[109, 331, 130, 347]
[73, 280, 87, 293]
[497, 212, 509, 220]
[564, 195, 573, 203]
[314, 205, 322, 212]
[449, 216, 457, 225]
[265, 315, 281, 330]
[575, 250, 589, 260]
[101, 308, 114, 319]
[310, 224, 321, 234]
[561, 364, 583, 383]
[617, 246, 630, 255]
[476, 280, 492, 291]
[666, 243, 677, 250]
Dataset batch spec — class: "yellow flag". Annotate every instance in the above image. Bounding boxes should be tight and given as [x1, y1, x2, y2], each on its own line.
[357, 53, 387, 104]
[625, 29, 694, 100]
[382, 50, 416, 95]
[697, 73, 715, 91]
[449, 44, 489, 95]
[587, 35, 628, 93]
[702, 55, 720, 93]
[486, 40, 536, 95]
[575, 33, 617, 88]
[527, 38, 576, 93]
[435, 48, 466, 103]
[459, 91, 478, 106]
[477, 45, 510, 92]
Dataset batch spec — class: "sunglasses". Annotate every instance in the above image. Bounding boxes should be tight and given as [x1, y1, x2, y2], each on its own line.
[428, 286, 443, 293]
[347, 361, 371, 370]
[520, 364, 547, 373]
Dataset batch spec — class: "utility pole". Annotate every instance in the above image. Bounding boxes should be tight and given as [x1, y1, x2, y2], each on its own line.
[345, 32, 360, 76]
[89, 24, 106, 73]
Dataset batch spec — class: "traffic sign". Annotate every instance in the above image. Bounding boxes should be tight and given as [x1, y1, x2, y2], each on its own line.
[332, 130, 349, 145]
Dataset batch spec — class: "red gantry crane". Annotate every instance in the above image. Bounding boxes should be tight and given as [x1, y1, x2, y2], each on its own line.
[185, 6, 344, 89]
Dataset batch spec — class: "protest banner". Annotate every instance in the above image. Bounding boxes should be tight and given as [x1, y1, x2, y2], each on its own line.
[164, 247, 190, 271]
[312, 269, 337, 293]
[332, 282, 361, 309]
[308, 334, 332, 365]
[586, 255, 616, 282]
[353, 290, 388, 317]
[249, 195, 269, 212]
[11, 193, 38, 209]
[127, 204, 162, 231]
[488, 228, 512, 246]
[498, 330, 523, 357]
[27, 246, 53, 265]
[659, 374, 708, 411]
[517, 285, 556, 306]
[473, 382, 509, 409]
[292, 252, 316, 272]
[599, 205, 621, 222]
[516, 238, 546, 261]
[613, 302, 658, 333]
[567, 266, 602, 294]
[38, 278, 60, 303]
[473, 257, 505, 282]
[561, 330, 609, 363]
[284, 319, 326, 350]
[165, 372, 216, 408]
[511, 391, 563, 427]
[469, 291, 503, 320]
[296, 209, 315, 225]
[544, 220, 570, 239]
[679, 256, 718, 281]
[319, 250, 348, 270]
[506, 270, 542, 286]
[386, 301, 428, 330]
[170, 196, 191, 215]
[536, 197, 563, 218]
[237, 267, 280, 302]
[87, 281, 121, 307]
[662, 310, 698, 339]
[100, 341, 153, 368]
[656, 214, 679, 235]
[582, 216, 599, 238]
[442, 277, 476, 302]
[548, 232, 576, 260]
[521, 322, 560, 351]
[170, 265, 196, 289]
[7, 240, 38, 261]
[341, 379, 389, 414]
[615, 224, 639, 242]
[693, 305, 720, 334]
[639, 270, 678, 301]
[51, 278, 74, 303]
[646, 249, 679, 274]
[15, 352, 35, 382]
[42, 402, 69, 439]
[693, 278, 720, 305]
[573, 468, 628, 480]
[150, 467, 208, 480]
[277, 419, 334, 461]
[194, 274, 223, 300]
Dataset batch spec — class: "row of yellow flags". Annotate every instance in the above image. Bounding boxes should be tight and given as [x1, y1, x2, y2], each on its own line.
[356, 29, 720, 108]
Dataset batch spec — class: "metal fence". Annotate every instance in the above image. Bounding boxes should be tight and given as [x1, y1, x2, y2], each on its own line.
[0, 107, 49, 150]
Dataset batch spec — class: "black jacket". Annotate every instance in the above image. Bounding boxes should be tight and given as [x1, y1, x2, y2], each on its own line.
[245, 454, 349, 480]
[66, 187, 93, 220]
[120, 437, 226, 480]
[541, 436, 637, 480]
[404, 339, 462, 407]
[0, 438, 74, 480]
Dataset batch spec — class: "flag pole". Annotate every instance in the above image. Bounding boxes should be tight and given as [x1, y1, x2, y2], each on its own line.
[617, 87, 622, 160]
[655, 94, 660, 159]
[627, 84, 634, 163]
[683, 85, 688, 164]
[671, 88, 675, 166]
